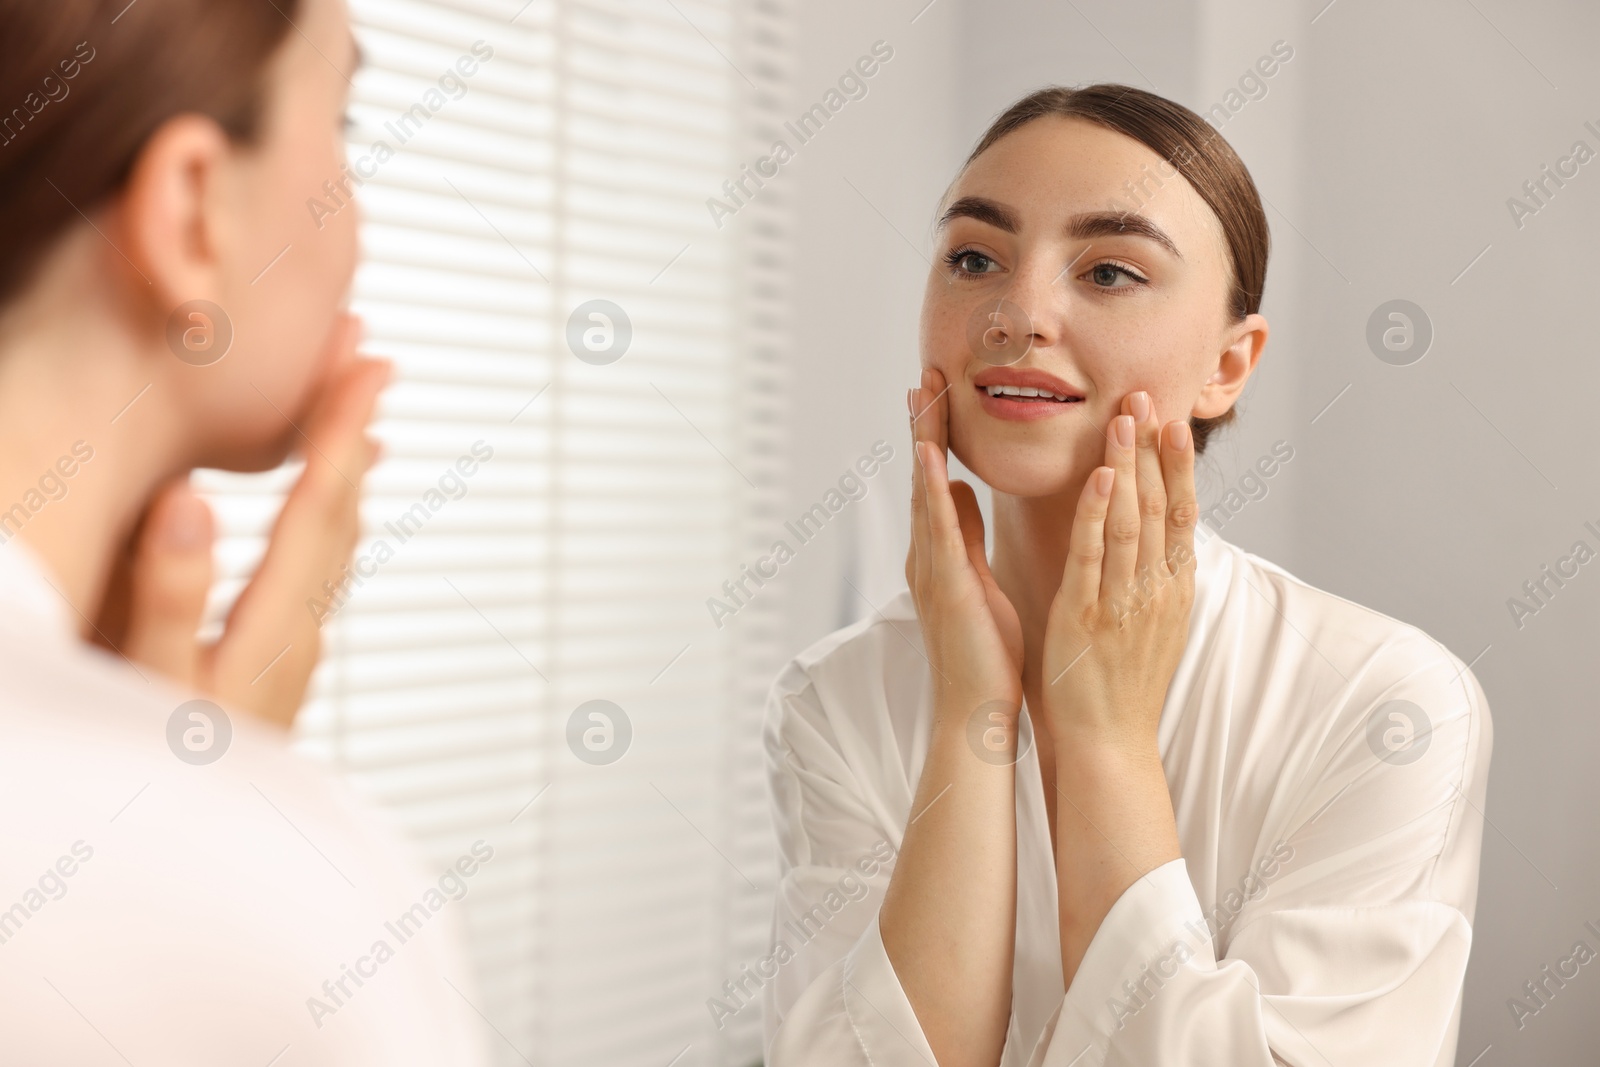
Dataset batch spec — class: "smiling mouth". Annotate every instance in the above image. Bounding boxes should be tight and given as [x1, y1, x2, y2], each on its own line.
[980, 384, 1082, 403]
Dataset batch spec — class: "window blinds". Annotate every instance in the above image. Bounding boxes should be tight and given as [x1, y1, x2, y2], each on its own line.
[194, 1, 791, 1064]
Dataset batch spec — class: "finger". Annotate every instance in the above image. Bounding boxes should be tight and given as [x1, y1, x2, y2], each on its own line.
[1060, 466, 1114, 615]
[909, 387, 933, 596]
[90, 525, 138, 654]
[282, 350, 390, 542]
[911, 367, 956, 601]
[300, 320, 386, 486]
[1101, 410, 1140, 602]
[905, 388, 918, 592]
[308, 312, 363, 400]
[915, 366, 951, 457]
[1160, 420, 1197, 584]
[948, 479, 990, 579]
[123, 478, 215, 684]
[919, 442, 968, 586]
[1125, 391, 1169, 587]
[231, 352, 388, 615]
[912, 372, 951, 588]
[209, 355, 390, 724]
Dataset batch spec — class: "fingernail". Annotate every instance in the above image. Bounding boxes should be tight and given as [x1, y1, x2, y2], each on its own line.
[1167, 421, 1191, 452]
[1130, 391, 1150, 422]
[906, 388, 914, 417]
[160, 489, 211, 551]
[1094, 467, 1114, 496]
[1115, 415, 1135, 449]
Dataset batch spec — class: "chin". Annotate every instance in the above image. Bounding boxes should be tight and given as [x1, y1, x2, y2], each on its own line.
[954, 440, 1087, 500]
[194, 421, 302, 474]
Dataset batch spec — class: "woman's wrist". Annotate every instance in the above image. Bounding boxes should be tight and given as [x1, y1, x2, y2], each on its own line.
[930, 688, 1026, 764]
[1052, 731, 1164, 797]
[1041, 699, 1164, 767]
[1050, 725, 1179, 882]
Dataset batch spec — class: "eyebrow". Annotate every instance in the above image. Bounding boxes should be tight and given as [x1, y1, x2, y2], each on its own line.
[938, 195, 1183, 260]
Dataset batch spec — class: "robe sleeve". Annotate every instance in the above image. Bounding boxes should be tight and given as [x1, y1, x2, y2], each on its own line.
[761, 663, 940, 1066]
[1024, 644, 1492, 1067]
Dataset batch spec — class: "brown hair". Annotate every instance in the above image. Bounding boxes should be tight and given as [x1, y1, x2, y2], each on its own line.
[960, 84, 1270, 455]
[0, 0, 300, 310]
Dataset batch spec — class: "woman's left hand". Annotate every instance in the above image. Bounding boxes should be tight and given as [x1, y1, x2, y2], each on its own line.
[1039, 390, 1198, 750]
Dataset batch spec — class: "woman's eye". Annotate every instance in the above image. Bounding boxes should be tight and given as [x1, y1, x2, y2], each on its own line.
[1086, 262, 1145, 288]
[949, 251, 998, 276]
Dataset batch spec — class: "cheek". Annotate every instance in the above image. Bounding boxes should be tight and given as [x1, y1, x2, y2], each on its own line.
[920, 284, 1018, 398]
[213, 138, 357, 445]
[1080, 302, 1215, 414]
[296, 131, 361, 287]
[274, 133, 359, 370]
[918, 286, 966, 373]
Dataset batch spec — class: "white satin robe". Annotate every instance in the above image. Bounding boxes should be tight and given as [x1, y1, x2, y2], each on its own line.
[762, 525, 1491, 1067]
[0, 539, 489, 1065]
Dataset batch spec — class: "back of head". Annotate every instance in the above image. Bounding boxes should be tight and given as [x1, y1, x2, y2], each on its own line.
[0, 0, 298, 311]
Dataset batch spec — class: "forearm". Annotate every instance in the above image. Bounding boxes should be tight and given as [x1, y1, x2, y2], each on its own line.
[879, 710, 1017, 1067]
[1052, 731, 1181, 987]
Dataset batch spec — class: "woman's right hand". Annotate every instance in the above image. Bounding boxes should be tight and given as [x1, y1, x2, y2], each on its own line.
[905, 367, 1024, 740]
[883, 367, 1027, 1067]
[97, 312, 389, 729]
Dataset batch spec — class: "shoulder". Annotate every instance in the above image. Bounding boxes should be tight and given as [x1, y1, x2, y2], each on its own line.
[769, 590, 920, 706]
[763, 591, 927, 796]
[0, 633, 348, 806]
[0, 639, 486, 1061]
[1207, 534, 1492, 819]
[1200, 538, 1494, 917]
[0, 635, 425, 893]
[1220, 534, 1489, 721]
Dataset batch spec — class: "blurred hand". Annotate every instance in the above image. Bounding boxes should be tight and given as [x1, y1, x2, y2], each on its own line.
[95, 312, 389, 728]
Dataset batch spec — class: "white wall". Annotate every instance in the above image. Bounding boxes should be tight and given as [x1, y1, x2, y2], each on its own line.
[781, 0, 965, 640]
[1294, 1, 1600, 1062]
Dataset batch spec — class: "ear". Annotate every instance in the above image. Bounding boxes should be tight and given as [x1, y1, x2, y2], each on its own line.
[115, 114, 237, 313]
[1192, 312, 1268, 420]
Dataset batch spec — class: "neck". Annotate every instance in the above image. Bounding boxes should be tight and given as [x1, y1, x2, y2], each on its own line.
[0, 248, 184, 636]
[989, 477, 1087, 693]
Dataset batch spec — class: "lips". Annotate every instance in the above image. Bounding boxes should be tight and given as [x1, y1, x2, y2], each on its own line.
[972, 368, 1083, 400]
[971, 368, 1084, 421]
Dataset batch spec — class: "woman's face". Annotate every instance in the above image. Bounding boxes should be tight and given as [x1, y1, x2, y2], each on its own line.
[920, 115, 1264, 498]
[183, 0, 360, 470]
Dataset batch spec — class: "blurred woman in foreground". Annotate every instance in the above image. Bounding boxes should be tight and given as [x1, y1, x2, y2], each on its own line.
[0, 0, 486, 1061]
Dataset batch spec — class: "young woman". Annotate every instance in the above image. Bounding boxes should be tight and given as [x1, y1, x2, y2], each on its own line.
[0, 0, 485, 1061]
[763, 86, 1490, 1066]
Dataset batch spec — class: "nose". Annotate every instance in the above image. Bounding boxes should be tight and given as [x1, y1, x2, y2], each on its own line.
[1003, 254, 1066, 351]
[974, 296, 1027, 351]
